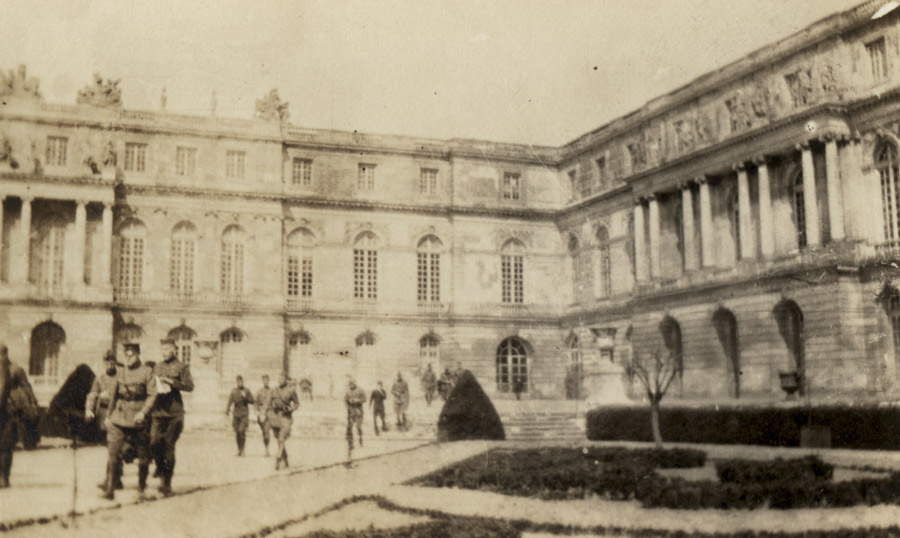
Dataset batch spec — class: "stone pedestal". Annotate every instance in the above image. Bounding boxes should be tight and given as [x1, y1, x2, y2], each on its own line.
[583, 356, 631, 405]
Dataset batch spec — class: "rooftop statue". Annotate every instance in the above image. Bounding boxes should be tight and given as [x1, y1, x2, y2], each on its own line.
[76, 73, 123, 109]
[0, 65, 41, 99]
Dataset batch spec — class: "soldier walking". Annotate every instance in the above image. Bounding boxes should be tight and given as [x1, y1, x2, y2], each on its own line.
[391, 373, 409, 430]
[267, 372, 299, 470]
[96, 343, 156, 500]
[344, 380, 366, 461]
[150, 338, 193, 496]
[226, 375, 254, 456]
[85, 350, 123, 489]
[0, 342, 38, 488]
[421, 364, 437, 406]
[255, 375, 273, 456]
[369, 381, 387, 435]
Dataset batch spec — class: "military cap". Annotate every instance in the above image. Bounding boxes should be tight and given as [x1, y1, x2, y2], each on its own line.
[123, 343, 141, 353]
[103, 350, 117, 362]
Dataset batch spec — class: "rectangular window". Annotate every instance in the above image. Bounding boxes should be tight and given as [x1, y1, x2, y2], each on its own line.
[502, 172, 521, 200]
[594, 247, 611, 298]
[568, 170, 577, 199]
[287, 255, 299, 297]
[867, 38, 888, 82]
[420, 168, 438, 195]
[124, 143, 147, 172]
[596, 157, 607, 190]
[417, 252, 440, 302]
[292, 158, 313, 186]
[358, 163, 376, 191]
[221, 242, 244, 295]
[226, 150, 246, 179]
[119, 236, 143, 290]
[301, 256, 313, 297]
[353, 248, 377, 299]
[46, 136, 67, 166]
[287, 254, 313, 297]
[170, 239, 195, 293]
[501, 254, 523, 304]
[176, 147, 197, 176]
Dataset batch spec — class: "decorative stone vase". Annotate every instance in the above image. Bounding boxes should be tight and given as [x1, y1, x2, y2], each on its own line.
[778, 370, 801, 399]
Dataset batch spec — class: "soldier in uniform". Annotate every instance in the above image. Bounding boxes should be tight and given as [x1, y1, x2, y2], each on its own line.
[266, 372, 299, 470]
[344, 380, 366, 455]
[421, 364, 437, 406]
[150, 338, 194, 496]
[369, 381, 387, 435]
[0, 341, 38, 488]
[85, 350, 123, 490]
[255, 375, 273, 457]
[225, 375, 254, 456]
[391, 373, 409, 430]
[98, 343, 156, 499]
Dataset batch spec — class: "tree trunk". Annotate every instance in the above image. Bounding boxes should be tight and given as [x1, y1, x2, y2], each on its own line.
[650, 401, 663, 449]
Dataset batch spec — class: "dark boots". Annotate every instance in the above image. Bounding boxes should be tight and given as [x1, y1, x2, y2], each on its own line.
[99, 461, 118, 500]
[137, 463, 149, 494]
[0, 452, 11, 488]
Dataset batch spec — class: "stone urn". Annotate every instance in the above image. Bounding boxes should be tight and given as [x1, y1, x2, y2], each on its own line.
[778, 370, 801, 399]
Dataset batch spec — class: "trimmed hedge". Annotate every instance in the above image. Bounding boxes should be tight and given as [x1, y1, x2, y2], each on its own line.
[586, 405, 900, 450]
[716, 456, 834, 483]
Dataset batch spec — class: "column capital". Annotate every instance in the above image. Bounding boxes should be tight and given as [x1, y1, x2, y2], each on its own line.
[818, 133, 836, 144]
[752, 155, 769, 167]
[76, 199, 89, 207]
[20, 195, 34, 203]
[732, 162, 746, 173]
[795, 141, 811, 152]
[645, 192, 657, 202]
[678, 180, 693, 191]
[693, 176, 708, 186]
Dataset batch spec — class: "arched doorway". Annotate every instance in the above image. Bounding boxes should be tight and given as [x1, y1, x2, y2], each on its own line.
[658, 316, 683, 379]
[30, 321, 66, 383]
[712, 308, 741, 398]
[565, 334, 583, 400]
[773, 300, 804, 393]
[496, 337, 529, 394]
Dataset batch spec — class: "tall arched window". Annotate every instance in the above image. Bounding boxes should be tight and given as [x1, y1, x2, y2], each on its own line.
[420, 333, 440, 366]
[659, 316, 684, 379]
[34, 214, 67, 295]
[790, 171, 807, 249]
[116, 219, 146, 297]
[30, 321, 65, 381]
[496, 337, 528, 393]
[170, 221, 197, 299]
[417, 235, 442, 303]
[566, 334, 583, 400]
[287, 228, 315, 301]
[773, 300, 804, 378]
[501, 239, 525, 304]
[567, 234, 581, 301]
[220, 225, 245, 297]
[594, 226, 611, 298]
[712, 308, 741, 398]
[353, 232, 378, 300]
[876, 141, 900, 244]
[168, 324, 196, 365]
[355, 330, 376, 347]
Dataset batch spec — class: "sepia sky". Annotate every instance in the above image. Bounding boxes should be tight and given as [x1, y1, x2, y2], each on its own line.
[1, 0, 864, 146]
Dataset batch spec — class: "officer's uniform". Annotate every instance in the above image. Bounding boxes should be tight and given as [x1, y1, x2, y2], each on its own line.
[226, 384, 254, 455]
[266, 382, 299, 469]
[102, 356, 156, 499]
[150, 340, 193, 494]
[255, 384, 273, 455]
[345, 383, 366, 449]
[391, 377, 409, 429]
[86, 352, 122, 489]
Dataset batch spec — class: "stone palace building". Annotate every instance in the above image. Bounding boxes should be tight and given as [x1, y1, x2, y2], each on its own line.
[3, 0, 900, 412]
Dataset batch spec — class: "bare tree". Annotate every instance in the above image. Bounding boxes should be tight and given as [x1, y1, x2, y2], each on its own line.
[629, 349, 680, 448]
[254, 88, 290, 122]
[76, 73, 122, 108]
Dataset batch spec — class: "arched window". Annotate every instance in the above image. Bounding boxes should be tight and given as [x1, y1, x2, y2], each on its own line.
[712, 308, 741, 398]
[288, 330, 311, 379]
[659, 316, 684, 379]
[170, 222, 197, 298]
[355, 330, 376, 347]
[567, 234, 580, 301]
[496, 337, 528, 393]
[168, 324, 196, 364]
[501, 239, 525, 304]
[876, 141, 900, 244]
[566, 334, 583, 400]
[420, 333, 440, 366]
[34, 214, 67, 295]
[594, 226, 611, 298]
[790, 171, 807, 249]
[773, 300, 804, 379]
[417, 235, 442, 303]
[30, 321, 65, 380]
[117, 220, 146, 294]
[353, 232, 378, 300]
[221, 225, 245, 297]
[287, 228, 315, 300]
[220, 327, 245, 378]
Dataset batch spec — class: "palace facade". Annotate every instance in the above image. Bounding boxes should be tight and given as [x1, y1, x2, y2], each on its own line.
[4, 0, 900, 412]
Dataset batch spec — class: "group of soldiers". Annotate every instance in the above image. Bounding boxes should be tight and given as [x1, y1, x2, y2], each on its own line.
[225, 371, 300, 470]
[85, 338, 193, 500]
[421, 363, 463, 405]
[343, 372, 411, 455]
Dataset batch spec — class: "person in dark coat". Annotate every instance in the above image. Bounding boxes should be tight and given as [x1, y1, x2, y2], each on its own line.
[391, 373, 409, 430]
[421, 364, 437, 406]
[0, 342, 38, 488]
[369, 381, 387, 435]
[266, 372, 299, 470]
[86, 350, 123, 489]
[344, 380, 366, 456]
[226, 375, 254, 456]
[150, 338, 193, 496]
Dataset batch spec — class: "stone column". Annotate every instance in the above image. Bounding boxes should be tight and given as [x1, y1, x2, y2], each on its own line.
[633, 199, 647, 282]
[73, 200, 87, 288]
[18, 196, 32, 284]
[698, 177, 715, 268]
[648, 194, 661, 279]
[735, 163, 754, 259]
[755, 157, 775, 259]
[799, 142, 821, 247]
[824, 136, 845, 241]
[101, 203, 113, 286]
[681, 183, 696, 271]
